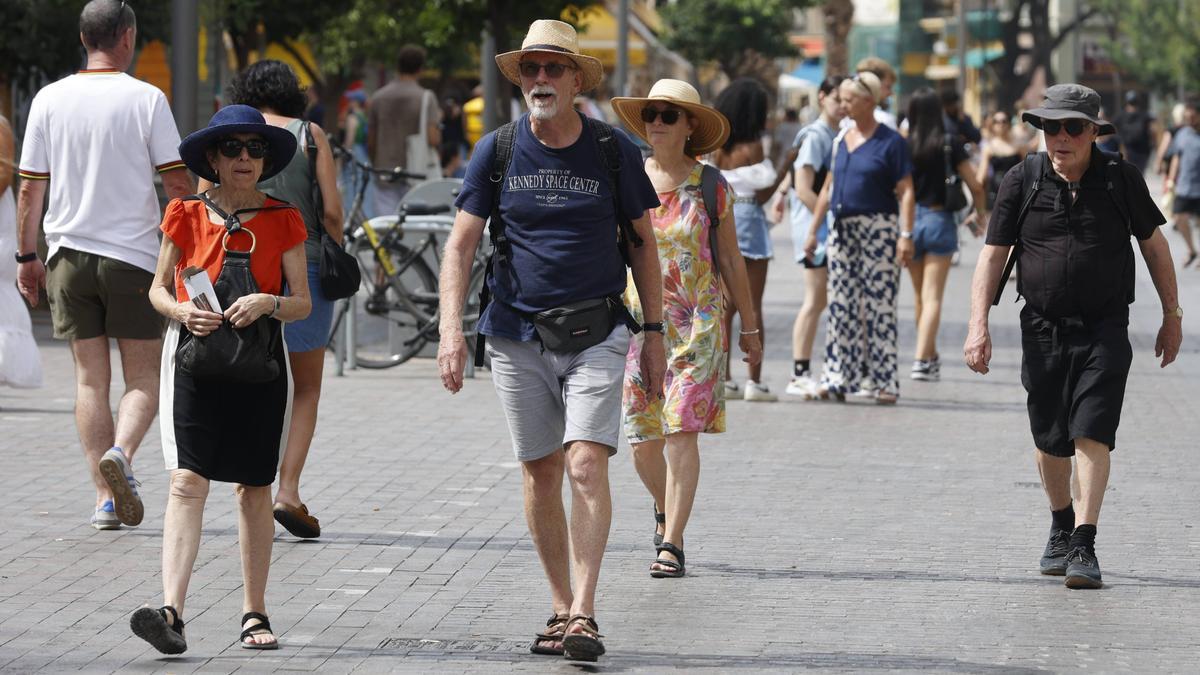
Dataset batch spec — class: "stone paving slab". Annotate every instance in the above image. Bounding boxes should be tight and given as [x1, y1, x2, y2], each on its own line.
[2, 198, 1199, 673]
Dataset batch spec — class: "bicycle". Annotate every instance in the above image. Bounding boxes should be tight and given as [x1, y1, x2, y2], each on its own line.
[328, 145, 487, 370]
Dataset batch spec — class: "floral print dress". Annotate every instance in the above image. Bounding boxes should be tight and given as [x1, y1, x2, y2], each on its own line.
[623, 162, 732, 442]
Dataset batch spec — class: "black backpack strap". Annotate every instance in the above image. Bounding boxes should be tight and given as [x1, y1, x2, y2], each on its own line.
[992, 152, 1045, 306]
[475, 121, 518, 368]
[587, 117, 643, 262]
[185, 192, 293, 236]
[302, 122, 324, 231]
[1099, 152, 1133, 236]
[700, 163, 721, 280]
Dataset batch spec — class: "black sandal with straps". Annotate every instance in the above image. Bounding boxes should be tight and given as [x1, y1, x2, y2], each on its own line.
[530, 613, 568, 655]
[653, 505, 666, 546]
[240, 611, 280, 650]
[130, 605, 187, 654]
[650, 542, 686, 578]
[561, 615, 606, 662]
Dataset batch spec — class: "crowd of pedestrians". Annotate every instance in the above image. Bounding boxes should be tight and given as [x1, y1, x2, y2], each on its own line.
[1, 0, 1194, 665]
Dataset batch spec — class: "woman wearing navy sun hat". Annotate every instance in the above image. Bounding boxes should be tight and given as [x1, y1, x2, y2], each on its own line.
[130, 104, 310, 655]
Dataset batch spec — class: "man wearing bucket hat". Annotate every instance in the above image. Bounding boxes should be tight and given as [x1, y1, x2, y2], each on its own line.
[15, 0, 194, 532]
[437, 19, 664, 662]
[964, 84, 1181, 589]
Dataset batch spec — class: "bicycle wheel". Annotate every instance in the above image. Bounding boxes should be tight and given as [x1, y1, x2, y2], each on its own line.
[350, 238, 439, 368]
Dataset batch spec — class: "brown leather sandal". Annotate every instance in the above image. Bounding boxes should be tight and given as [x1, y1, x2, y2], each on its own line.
[561, 614, 605, 662]
[273, 502, 320, 539]
[529, 613, 568, 655]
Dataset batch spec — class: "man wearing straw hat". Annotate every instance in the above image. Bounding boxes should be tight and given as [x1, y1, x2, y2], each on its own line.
[437, 19, 664, 662]
[965, 84, 1181, 589]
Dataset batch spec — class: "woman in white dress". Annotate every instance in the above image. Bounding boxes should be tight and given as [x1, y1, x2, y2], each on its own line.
[0, 114, 43, 390]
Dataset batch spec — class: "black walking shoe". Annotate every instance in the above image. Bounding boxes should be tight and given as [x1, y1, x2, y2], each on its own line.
[1039, 527, 1071, 576]
[1064, 547, 1103, 589]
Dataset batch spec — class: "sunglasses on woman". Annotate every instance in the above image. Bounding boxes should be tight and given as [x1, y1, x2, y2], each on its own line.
[217, 138, 269, 159]
[641, 108, 682, 125]
[518, 62, 575, 79]
[1040, 118, 1091, 137]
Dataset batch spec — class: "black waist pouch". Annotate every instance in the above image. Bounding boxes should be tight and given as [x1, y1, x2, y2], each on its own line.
[177, 250, 281, 383]
[532, 297, 618, 353]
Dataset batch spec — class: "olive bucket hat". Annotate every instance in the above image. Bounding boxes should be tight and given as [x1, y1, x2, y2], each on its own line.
[1022, 84, 1116, 135]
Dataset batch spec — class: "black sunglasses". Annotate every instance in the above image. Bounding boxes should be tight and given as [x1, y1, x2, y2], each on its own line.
[641, 108, 682, 125]
[217, 138, 268, 159]
[518, 62, 575, 79]
[1040, 118, 1091, 137]
[111, 0, 127, 39]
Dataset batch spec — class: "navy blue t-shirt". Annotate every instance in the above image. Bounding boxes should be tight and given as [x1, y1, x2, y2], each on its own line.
[456, 113, 660, 341]
[830, 124, 913, 217]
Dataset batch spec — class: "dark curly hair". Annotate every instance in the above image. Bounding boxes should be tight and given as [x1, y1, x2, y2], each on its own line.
[715, 78, 768, 152]
[228, 60, 308, 119]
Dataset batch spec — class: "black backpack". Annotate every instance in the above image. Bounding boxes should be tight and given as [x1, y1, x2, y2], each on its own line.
[992, 151, 1133, 306]
[472, 117, 723, 367]
[473, 117, 634, 366]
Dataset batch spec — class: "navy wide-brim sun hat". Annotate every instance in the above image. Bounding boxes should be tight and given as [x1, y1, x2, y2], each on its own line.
[178, 104, 297, 184]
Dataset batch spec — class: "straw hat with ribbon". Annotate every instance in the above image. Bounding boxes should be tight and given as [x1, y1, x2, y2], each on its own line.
[611, 79, 730, 155]
[495, 20, 605, 93]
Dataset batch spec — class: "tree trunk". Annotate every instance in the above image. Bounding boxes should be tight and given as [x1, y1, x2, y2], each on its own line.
[823, 0, 854, 77]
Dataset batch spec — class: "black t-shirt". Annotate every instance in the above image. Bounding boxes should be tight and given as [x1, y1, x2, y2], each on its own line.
[1114, 110, 1154, 155]
[985, 146, 1165, 319]
[910, 136, 968, 207]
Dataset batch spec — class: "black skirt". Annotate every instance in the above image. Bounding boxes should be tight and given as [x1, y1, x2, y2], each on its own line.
[160, 322, 291, 486]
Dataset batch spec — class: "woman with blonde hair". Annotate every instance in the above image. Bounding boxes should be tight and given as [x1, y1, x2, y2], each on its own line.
[804, 72, 915, 404]
[611, 80, 762, 579]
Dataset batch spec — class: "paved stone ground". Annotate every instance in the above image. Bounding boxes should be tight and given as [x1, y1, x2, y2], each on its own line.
[2, 197, 1199, 673]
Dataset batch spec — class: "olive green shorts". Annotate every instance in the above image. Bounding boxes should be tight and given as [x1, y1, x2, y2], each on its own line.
[46, 248, 164, 340]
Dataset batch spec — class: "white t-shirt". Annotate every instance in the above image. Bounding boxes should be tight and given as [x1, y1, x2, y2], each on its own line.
[18, 70, 184, 272]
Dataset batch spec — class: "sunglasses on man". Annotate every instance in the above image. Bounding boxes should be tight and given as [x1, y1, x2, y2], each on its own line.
[641, 108, 682, 125]
[518, 62, 576, 79]
[1040, 118, 1092, 137]
[217, 138, 269, 159]
[111, 0, 127, 39]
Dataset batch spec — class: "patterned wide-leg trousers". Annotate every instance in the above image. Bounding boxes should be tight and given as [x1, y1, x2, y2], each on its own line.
[819, 213, 900, 396]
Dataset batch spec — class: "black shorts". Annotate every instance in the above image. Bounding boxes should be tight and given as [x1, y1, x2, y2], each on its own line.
[1174, 196, 1200, 216]
[1019, 308, 1132, 457]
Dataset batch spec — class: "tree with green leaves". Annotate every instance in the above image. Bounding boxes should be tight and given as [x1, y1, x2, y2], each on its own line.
[0, 0, 169, 121]
[992, 0, 1096, 111]
[658, 0, 815, 82]
[1093, 0, 1200, 102]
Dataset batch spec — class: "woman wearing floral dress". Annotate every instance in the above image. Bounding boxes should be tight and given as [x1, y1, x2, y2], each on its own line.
[611, 80, 762, 578]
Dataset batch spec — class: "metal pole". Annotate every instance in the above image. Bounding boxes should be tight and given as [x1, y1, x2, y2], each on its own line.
[956, 0, 968, 96]
[170, 0, 199, 135]
[615, 0, 630, 97]
[482, 27, 499, 133]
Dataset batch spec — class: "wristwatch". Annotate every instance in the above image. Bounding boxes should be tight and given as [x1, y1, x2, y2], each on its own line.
[642, 322, 664, 333]
[14, 251, 38, 263]
[899, 230, 913, 240]
[1165, 306, 1183, 319]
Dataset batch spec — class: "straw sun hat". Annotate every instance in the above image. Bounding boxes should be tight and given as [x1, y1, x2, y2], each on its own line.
[611, 79, 730, 155]
[495, 20, 605, 93]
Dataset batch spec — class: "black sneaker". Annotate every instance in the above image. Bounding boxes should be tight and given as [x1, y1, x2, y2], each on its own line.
[1064, 546, 1103, 589]
[1039, 528, 1071, 575]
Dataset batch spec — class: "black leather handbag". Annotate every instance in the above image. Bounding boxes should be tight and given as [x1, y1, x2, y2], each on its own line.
[303, 122, 361, 300]
[943, 133, 970, 212]
[175, 194, 286, 383]
[318, 231, 360, 300]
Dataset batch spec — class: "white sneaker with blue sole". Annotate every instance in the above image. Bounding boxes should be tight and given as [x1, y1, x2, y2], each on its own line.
[90, 500, 121, 530]
[98, 447, 144, 526]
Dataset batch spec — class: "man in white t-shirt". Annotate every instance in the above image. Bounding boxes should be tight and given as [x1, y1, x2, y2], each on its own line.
[840, 57, 899, 131]
[15, 0, 194, 531]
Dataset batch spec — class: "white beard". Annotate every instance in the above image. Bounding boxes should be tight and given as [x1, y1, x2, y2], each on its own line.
[527, 87, 558, 121]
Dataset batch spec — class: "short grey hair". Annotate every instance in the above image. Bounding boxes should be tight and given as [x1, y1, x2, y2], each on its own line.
[80, 0, 136, 51]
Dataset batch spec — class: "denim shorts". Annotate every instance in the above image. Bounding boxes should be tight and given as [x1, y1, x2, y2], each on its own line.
[283, 261, 335, 352]
[912, 205, 958, 259]
[734, 201, 773, 260]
